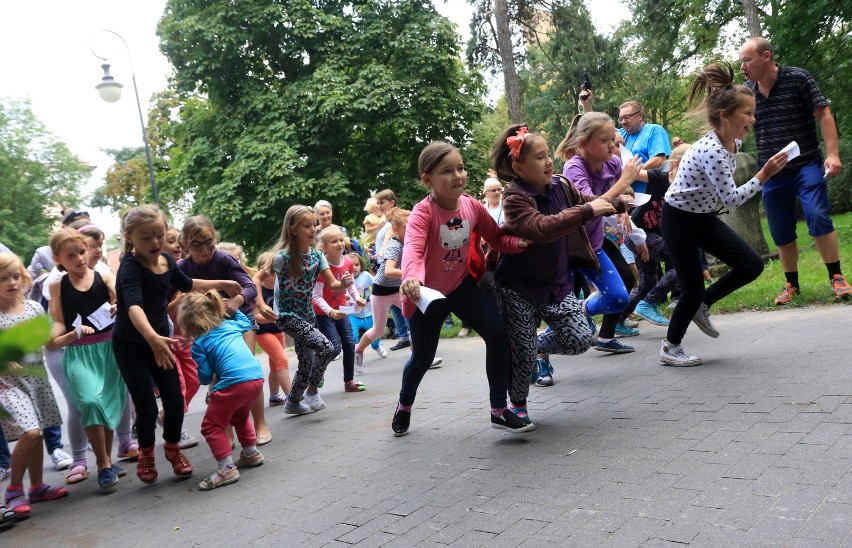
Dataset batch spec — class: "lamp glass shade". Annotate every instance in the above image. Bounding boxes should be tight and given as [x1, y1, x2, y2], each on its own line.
[96, 81, 123, 103]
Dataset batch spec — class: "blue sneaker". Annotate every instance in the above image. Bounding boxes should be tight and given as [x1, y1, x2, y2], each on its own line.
[535, 357, 554, 386]
[111, 464, 127, 478]
[634, 301, 669, 326]
[594, 339, 635, 354]
[529, 360, 540, 385]
[614, 322, 639, 337]
[98, 466, 118, 489]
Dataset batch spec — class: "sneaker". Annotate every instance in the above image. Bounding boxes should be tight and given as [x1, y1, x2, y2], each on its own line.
[375, 345, 388, 358]
[354, 351, 364, 375]
[111, 464, 127, 478]
[774, 283, 798, 305]
[614, 322, 640, 337]
[528, 359, 539, 385]
[634, 300, 670, 326]
[97, 466, 118, 489]
[491, 409, 536, 433]
[51, 448, 72, 471]
[386, 328, 398, 340]
[429, 357, 443, 369]
[831, 274, 851, 299]
[235, 450, 265, 469]
[594, 339, 635, 353]
[0, 468, 10, 482]
[666, 299, 678, 310]
[535, 357, 554, 386]
[692, 302, 719, 338]
[268, 393, 287, 406]
[509, 404, 532, 425]
[179, 430, 199, 450]
[622, 317, 640, 328]
[390, 339, 411, 351]
[331, 352, 342, 361]
[283, 399, 313, 415]
[660, 339, 702, 366]
[304, 392, 326, 412]
[392, 407, 411, 436]
[458, 327, 470, 338]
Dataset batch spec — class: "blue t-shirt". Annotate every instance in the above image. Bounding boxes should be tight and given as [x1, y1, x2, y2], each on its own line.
[620, 123, 671, 193]
[191, 311, 264, 393]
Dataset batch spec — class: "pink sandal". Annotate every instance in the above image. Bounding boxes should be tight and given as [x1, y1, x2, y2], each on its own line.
[29, 483, 68, 503]
[65, 463, 89, 485]
[117, 439, 139, 460]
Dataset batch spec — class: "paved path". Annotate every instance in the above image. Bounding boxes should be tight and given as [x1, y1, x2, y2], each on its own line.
[3, 304, 852, 546]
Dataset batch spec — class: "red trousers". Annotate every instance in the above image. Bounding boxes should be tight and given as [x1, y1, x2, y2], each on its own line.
[201, 379, 264, 460]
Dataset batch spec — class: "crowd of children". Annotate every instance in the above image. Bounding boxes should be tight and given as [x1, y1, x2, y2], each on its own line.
[1, 59, 815, 525]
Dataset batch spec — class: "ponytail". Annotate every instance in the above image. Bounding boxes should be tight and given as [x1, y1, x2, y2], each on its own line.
[688, 62, 754, 129]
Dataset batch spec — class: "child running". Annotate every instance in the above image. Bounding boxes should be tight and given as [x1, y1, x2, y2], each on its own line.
[394, 141, 532, 436]
[177, 292, 265, 491]
[492, 125, 628, 424]
[112, 205, 242, 484]
[45, 229, 127, 489]
[0, 252, 67, 518]
[313, 225, 366, 393]
[268, 205, 353, 414]
[252, 252, 291, 406]
[660, 62, 788, 365]
[353, 208, 409, 372]
[348, 252, 387, 371]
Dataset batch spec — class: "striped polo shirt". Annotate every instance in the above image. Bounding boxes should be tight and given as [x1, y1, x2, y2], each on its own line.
[746, 65, 828, 175]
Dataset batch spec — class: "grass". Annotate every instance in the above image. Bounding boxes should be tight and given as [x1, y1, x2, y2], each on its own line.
[711, 211, 852, 313]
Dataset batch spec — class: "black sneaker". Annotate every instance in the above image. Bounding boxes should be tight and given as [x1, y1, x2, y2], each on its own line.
[491, 409, 536, 433]
[392, 408, 411, 436]
[390, 339, 411, 351]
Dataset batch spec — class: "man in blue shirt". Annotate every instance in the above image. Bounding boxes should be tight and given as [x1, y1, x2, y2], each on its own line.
[617, 101, 672, 193]
[739, 36, 849, 304]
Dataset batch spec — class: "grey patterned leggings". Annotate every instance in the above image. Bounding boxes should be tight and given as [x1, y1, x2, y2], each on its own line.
[499, 286, 595, 406]
[277, 315, 335, 402]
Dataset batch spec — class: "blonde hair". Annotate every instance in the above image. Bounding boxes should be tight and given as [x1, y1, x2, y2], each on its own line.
[218, 242, 256, 276]
[387, 207, 411, 227]
[670, 143, 690, 162]
[256, 251, 274, 273]
[317, 224, 345, 252]
[177, 291, 225, 339]
[556, 112, 615, 161]
[122, 205, 168, 256]
[266, 204, 316, 279]
[364, 196, 380, 214]
[0, 252, 32, 303]
[49, 229, 90, 272]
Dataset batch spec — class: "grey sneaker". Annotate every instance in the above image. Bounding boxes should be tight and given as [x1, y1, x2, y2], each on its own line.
[692, 303, 719, 338]
[51, 448, 73, 471]
[284, 399, 313, 415]
[660, 339, 702, 366]
[375, 345, 388, 358]
[179, 430, 199, 449]
[304, 392, 326, 412]
[354, 351, 365, 375]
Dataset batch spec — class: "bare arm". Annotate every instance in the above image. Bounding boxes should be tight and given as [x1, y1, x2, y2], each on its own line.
[816, 105, 842, 177]
[642, 155, 666, 170]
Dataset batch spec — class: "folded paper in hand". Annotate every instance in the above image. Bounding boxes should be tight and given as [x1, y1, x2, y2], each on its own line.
[416, 286, 446, 314]
[633, 192, 652, 206]
[619, 144, 636, 167]
[780, 141, 800, 161]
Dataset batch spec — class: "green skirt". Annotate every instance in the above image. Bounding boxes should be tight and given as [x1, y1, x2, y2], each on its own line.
[63, 339, 125, 429]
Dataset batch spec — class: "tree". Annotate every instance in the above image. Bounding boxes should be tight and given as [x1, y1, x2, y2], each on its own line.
[494, 0, 524, 122]
[0, 98, 89, 260]
[90, 147, 154, 215]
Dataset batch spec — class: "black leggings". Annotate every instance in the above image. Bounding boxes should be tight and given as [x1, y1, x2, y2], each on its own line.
[661, 203, 763, 345]
[113, 338, 185, 448]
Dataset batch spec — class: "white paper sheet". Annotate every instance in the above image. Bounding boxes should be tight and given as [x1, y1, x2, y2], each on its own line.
[633, 192, 652, 206]
[780, 141, 800, 161]
[620, 144, 636, 167]
[415, 286, 446, 314]
[87, 302, 115, 331]
[72, 314, 83, 339]
[338, 304, 357, 315]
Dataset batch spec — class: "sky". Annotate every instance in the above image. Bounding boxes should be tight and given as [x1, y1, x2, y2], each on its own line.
[0, 0, 629, 235]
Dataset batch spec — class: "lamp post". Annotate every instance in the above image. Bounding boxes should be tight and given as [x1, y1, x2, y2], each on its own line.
[91, 29, 160, 207]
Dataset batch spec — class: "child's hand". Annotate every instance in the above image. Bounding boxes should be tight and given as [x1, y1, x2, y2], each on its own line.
[224, 296, 243, 316]
[517, 239, 530, 248]
[340, 272, 353, 286]
[400, 278, 421, 302]
[589, 198, 616, 217]
[219, 280, 243, 298]
[355, 297, 366, 309]
[617, 212, 632, 234]
[635, 243, 650, 262]
[81, 325, 95, 337]
[622, 156, 642, 181]
[148, 334, 178, 369]
[329, 309, 346, 320]
[257, 302, 277, 321]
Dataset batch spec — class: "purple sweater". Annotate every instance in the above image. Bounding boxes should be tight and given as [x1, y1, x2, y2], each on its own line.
[563, 155, 622, 251]
[178, 250, 257, 320]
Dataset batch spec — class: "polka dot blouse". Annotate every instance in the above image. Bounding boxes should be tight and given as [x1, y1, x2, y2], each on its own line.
[664, 130, 761, 214]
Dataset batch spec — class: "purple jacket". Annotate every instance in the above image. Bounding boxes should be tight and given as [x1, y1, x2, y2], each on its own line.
[178, 250, 257, 320]
[563, 155, 622, 252]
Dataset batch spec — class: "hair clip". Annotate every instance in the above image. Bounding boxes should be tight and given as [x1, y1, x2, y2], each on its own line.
[507, 127, 529, 159]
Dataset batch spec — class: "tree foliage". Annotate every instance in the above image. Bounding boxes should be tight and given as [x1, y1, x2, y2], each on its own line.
[156, 0, 484, 255]
[90, 146, 156, 216]
[0, 98, 88, 260]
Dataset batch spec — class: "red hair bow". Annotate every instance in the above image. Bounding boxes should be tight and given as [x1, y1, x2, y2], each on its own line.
[507, 126, 529, 159]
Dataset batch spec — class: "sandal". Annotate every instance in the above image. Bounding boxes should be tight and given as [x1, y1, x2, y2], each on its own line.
[29, 483, 69, 503]
[3, 489, 30, 518]
[117, 439, 139, 460]
[345, 380, 367, 392]
[256, 433, 272, 446]
[0, 504, 18, 529]
[268, 393, 287, 406]
[198, 467, 239, 491]
[65, 463, 89, 485]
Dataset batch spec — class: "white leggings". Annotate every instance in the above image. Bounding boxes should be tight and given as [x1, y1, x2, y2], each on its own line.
[364, 292, 402, 342]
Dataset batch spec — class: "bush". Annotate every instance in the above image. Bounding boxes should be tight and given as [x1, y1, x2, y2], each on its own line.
[827, 137, 852, 214]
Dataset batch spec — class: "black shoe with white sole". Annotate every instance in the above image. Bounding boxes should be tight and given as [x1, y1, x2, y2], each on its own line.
[491, 409, 536, 432]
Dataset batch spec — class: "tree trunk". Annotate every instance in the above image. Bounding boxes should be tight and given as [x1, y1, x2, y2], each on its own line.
[741, 0, 762, 36]
[494, 0, 524, 123]
[722, 152, 770, 257]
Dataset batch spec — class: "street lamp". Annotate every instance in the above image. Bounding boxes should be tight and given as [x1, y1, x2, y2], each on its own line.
[91, 29, 160, 207]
